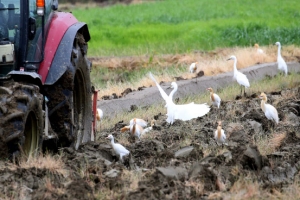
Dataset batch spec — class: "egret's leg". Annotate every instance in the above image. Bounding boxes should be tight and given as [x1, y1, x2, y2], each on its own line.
[240, 85, 242, 96]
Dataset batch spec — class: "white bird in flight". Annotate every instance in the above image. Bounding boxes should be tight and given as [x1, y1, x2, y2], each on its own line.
[227, 55, 250, 96]
[106, 134, 130, 162]
[275, 41, 288, 76]
[259, 92, 279, 124]
[149, 72, 210, 124]
[214, 121, 226, 145]
[207, 87, 221, 108]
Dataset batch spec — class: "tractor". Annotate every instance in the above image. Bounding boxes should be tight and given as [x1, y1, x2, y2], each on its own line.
[0, 0, 96, 159]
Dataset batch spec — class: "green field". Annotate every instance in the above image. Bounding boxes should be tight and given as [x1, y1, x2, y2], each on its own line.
[71, 0, 300, 57]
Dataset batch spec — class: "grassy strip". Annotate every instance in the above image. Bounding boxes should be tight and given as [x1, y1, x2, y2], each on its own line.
[70, 0, 300, 56]
[97, 71, 300, 131]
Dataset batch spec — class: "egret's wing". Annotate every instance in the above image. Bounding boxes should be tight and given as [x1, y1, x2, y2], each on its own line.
[221, 129, 226, 140]
[114, 143, 130, 155]
[236, 72, 250, 87]
[149, 72, 169, 102]
[173, 103, 210, 121]
[265, 104, 279, 123]
[130, 118, 148, 127]
[214, 94, 221, 104]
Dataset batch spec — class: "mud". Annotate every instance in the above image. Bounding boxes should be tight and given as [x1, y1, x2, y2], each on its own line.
[0, 80, 299, 199]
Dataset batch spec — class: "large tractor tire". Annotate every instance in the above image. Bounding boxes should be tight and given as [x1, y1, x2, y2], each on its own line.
[44, 33, 92, 149]
[0, 81, 43, 159]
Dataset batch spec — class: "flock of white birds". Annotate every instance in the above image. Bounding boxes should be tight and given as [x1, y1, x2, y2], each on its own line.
[101, 41, 288, 162]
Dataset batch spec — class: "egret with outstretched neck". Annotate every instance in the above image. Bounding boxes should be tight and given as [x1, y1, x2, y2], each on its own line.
[259, 92, 279, 124]
[149, 73, 210, 124]
[275, 42, 288, 76]
[227, 55, 250, 97]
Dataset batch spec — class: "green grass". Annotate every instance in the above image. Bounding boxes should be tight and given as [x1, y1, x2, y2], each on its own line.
[70, 0, 300, 56]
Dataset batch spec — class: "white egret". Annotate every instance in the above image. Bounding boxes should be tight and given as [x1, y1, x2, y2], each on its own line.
[259, 92, 279, 124]
[149, 72, 210, 124]
[129, 118, 144, 140]
[130, 118, 147, 127]
[227, 55, 250, 96]
[96, 108, 103, 121]
[142, 119, 156, 135]
[189, 62, 199, 83]
[189, 62, 198, 73]
[275, 42, 288, 76]
[106, 134, 130, 162]
[254, 43, 264, 54]
[207, 87, 221, 108]
[214, 121, 226, 145]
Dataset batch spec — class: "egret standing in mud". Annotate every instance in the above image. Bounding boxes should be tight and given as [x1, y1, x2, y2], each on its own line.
[227, 55, 250, 97]
[259, 92, 279, 125]
[214, 121, 226, 145]
[275, 41, 288, 76]
[106, 134, 130, 162]
[129, 118, 144, 140]
[189, 62, 199, 83]
[207, 87, 221, 108]
[149, 72, 210, 124]
[121, 118, 148, 133]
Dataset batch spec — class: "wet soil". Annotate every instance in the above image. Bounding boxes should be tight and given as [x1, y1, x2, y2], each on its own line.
[0, 82, 299, 199]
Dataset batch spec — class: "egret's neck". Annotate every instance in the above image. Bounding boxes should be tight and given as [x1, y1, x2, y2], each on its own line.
[277, 45, 281, 57]
[217, 126, 221, 138]
[210, 92, 215, 101]
[233, 59, 238, 74]
[261, 99, 266, 112]
[169, 86, 178, 100]
[110, 138, 115, 145]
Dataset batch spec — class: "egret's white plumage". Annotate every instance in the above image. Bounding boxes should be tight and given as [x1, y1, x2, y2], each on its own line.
[142, 119, 156, 135]
[106, 134, 130, 161]
[130, 118, 144, 139]
[259, 92, 279, 124]
[275, 42, 288, 76]
[189, 62, 198, 73]
[227, 55, 250, 96]
[254, 43, 264, 54]
[129, 118, 147, 127]
[96, 108, 103, 121]
[207, 88, 221, 108]
[214, 121, 226, 145]
[149, 73, 210, 124]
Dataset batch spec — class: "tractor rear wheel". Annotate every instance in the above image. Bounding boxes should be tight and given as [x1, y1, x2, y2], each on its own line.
[0, 81, 43, 160]
[44, 33, 92, 149]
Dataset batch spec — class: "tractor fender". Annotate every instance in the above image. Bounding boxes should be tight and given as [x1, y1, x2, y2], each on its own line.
[44, 22, 90, 85]
[8, 71, 43, 87]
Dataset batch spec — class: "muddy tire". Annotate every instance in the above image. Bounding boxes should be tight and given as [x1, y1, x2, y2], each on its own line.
[0, 81, 43, 159]
[44, 33, 92, 149]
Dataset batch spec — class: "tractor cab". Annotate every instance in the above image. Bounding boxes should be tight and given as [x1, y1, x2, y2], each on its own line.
[0, 0, 56, 79]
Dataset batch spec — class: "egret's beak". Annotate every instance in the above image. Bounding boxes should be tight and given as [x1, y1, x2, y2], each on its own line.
[227, 58, 231, 61]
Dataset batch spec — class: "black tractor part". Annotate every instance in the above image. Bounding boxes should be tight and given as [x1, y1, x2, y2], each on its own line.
[0, 81, 43, 159]
[44, 33, 92, 150]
